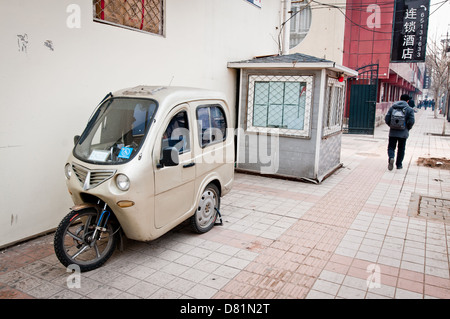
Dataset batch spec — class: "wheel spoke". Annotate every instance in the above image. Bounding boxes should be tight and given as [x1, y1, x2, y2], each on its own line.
[93, 242, 101, 258]
[83, 215, 94, 235]
[66, 230, 83, 242]
[71, 244, 89, 259]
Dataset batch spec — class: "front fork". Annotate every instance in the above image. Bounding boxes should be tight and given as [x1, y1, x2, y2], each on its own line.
[71, 201, 123, 251]
[90, 203, 111, 246]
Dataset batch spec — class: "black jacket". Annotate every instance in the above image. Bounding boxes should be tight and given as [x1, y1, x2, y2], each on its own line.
[385, 101, 415, 138]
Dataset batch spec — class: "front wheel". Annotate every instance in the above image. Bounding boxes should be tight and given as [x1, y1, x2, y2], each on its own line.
[191, 183, 220, 233]
[54, 209, 118, 272]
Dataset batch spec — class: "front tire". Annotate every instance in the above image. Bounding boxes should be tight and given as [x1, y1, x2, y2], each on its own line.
[54, 209, 118, 272]
[191, 183, 220, 233]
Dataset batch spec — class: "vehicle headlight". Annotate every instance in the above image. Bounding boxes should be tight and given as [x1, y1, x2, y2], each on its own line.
[64, 163, 72, 179]
[116, 174, 130, 191]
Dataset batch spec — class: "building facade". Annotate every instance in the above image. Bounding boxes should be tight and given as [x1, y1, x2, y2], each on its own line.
[342, 0, 425, 127]
[289, 0, 426, 129]
[0, 0, 282, 247]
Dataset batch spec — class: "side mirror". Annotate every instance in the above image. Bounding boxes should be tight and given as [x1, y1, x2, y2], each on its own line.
[74, 135, 80, 146]
[159, 147, 179, 167]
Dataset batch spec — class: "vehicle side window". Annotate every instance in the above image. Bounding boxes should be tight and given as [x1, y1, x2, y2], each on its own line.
[161, 111, 190, 154]
[196, 105, 227, 148]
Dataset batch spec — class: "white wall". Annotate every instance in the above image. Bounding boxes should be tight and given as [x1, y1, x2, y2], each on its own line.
[0, 0, 280, 247]
[289, 0, 346, 63]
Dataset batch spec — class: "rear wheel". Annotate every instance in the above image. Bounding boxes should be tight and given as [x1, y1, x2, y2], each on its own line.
[54, 209, 118, 272]
[191, 183, 220, 233]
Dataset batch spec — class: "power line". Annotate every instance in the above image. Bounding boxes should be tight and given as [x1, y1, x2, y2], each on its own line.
[284, 0, 445, 50]
[310, 0, 393, 34]
[430, 0, 449, 16]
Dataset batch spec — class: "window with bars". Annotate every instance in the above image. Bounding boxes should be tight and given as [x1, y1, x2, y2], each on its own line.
[289, 1, 312, 49]
[247, 75, 313, 137]
[323, 77, 345, 136]
[93, 0, 164, 35]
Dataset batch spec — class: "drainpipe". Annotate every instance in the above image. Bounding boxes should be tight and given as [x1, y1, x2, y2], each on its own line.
[281, 0, 291, 55]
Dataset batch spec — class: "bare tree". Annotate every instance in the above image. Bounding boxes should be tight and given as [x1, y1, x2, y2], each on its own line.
[425, 36, 449, 134]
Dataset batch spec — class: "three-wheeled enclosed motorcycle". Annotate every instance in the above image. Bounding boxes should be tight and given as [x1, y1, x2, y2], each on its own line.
[54, 86, 234, 271]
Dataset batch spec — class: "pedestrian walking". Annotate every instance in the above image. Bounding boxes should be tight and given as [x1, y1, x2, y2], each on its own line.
[385, 94, 415, 170]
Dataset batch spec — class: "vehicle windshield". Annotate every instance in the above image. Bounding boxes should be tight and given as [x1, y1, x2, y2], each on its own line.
[74, 97, 158, 164]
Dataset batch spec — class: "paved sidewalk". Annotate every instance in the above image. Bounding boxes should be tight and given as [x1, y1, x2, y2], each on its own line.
[0, 108, 449, 299]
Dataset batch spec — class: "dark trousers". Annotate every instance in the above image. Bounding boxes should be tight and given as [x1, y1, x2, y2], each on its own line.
[388, 136, 406, 167]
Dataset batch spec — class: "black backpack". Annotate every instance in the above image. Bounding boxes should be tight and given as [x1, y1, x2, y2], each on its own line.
[390, 107, 406, 130]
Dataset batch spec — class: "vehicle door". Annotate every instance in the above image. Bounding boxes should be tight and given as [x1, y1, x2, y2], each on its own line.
[192, 102, 229, 181]
[154, 104, 196, 229]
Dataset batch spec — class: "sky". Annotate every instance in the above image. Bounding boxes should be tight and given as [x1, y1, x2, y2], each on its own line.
[428, 0, 450, 42]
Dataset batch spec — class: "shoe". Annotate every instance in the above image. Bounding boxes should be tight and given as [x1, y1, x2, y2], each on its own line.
[388, 158, 394, 171]
[397, 165, 403, 169]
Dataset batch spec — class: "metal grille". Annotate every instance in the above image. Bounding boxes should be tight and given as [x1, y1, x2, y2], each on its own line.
[247, 75, 313, 137]
[93, 0, 164, 35]
[408, 193, 450, 223]
[289, 1, 312, 49]
[323, 77, 345, 136]
[345, 63, 379, 134]
[72, 163, 116, 191]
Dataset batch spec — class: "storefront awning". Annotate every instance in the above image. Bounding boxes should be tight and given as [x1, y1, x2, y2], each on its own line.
[386, 69, 416, 91]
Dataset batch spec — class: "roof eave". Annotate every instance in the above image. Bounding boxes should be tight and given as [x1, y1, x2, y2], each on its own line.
[227, 62, 358, 77]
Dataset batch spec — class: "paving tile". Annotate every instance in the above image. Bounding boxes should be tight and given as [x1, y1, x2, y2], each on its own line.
[365, 292, 392, 299]
[1, 109, 449, 301]
[86, 284, 122, 299]
[180, 268, 209, 283]
[402, 253, 425, 265]
[27, 282, 64, 299]
[201, 274, 229, 290]
[310, 279, 340, 296]
[424, 266, 449, 279]
[336, 285, 366, 299]
[185, 284, 218, 299]
[424, 284, 450, 299]
[213, 265, 241, 279]
[164, 277, 196, 294]
[126, 265, 157, 279]
[396, 278, 423, 294]
[395, 288, 423, 299]
[109, 274, 140, 291]
[399, 268, 424, 283]
[150, 287, 182, 299]
[342, 275, 369, 291]
[72, 278, 104, 296]
[305, 289, 335, 299]
[49, 289, 84, 299]
[126, 281, 160, 299]
[160, 262, 190, 277]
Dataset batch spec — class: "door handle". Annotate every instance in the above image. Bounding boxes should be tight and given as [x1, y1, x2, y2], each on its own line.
[183, 162, 196, 168]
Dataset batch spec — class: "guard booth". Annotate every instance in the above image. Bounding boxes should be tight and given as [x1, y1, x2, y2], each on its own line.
[228, 53, 358, 183]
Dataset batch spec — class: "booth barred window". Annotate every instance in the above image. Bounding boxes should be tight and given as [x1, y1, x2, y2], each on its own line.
[93, 0, 164, 35]
[247, 75, 313, 137]
[323, 77, 345, 136]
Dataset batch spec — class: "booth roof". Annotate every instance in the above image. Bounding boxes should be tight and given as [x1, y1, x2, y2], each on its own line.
[228, 53, 358, 77]
[231, 53, 332, 64]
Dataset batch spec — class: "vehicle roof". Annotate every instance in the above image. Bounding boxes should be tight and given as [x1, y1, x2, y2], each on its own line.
[112, 86, 228, 110]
